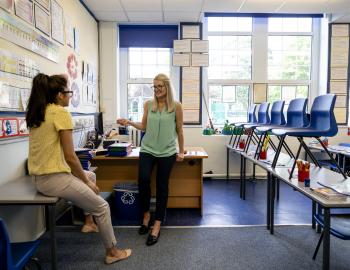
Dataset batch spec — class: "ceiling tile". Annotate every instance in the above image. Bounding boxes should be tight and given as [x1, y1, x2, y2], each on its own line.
[126, 11, 163, 22]
[163, 11, 201, 22]
[240, 0, 284, 13]
[163, 0, 203, 12]
[93, 11, 128, 22]
[120, 0, 162, 11]
[202, 0, 244, 13]
[82, 0, 123, 12]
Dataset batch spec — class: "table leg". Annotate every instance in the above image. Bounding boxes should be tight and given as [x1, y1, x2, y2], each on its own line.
[323, 208, 330, 270]
[240, 155, 243, 198]
[226, 148, 229, 181]
[312, 201, 316, 229]
[270, 175, 275, 235]
[267, 172, 271, 230]
[48, 205, 57, 270]
[243, 157, 246, 200]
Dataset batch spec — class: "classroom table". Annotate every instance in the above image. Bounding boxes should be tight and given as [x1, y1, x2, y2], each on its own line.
[227, 143, 350, 270]
[0, 176, 59, 270]
[91, 146, 208, 215]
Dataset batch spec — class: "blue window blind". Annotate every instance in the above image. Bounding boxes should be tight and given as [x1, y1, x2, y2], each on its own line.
[119, 25, 178, 48]
[204, 12, 323, 18]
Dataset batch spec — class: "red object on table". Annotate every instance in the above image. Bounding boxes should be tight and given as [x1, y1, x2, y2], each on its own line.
[259, 150, 267, 160]
[298, 170, 310, 182]
[239, 140, 245, 149]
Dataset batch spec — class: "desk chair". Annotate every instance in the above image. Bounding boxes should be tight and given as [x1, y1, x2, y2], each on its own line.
[271, 94, 346, 179]
[229, 104, 258, 148]
[242, 102, 270, 152]
[312, 214, 350, 260]
[0, 219, 41, 270]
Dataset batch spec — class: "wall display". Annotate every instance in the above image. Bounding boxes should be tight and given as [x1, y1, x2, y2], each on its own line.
[173, 39, 191, 53]
[14, 0, 33, 25]
[35, 0, 49, 11]
[179, 23, 203, 125]
[34, 3, 50, 36]
[328, 23, 350, 125]
[66, 53, 78, 80]
[70, 81, 80, 108]
[18, 117, 28, 135]
[1, 118, 18, 137]
[191, 53, 209, 67]
[182, 24, 199, 39]
[65, 15, 73, 47]
[253, 83, 267, 103]
[0, 82, 21, 110]
[173, 53, 190, 67]
[191, 40, 209, 53]
[0, 48, 40, 78]
[74, 27, 79, 53]
[332, 24, 349, 37]
[50, 0, 63, 44]
[0, 0, 14, 13]
[0, 8, 59, 62]
[19, 87, 30, 110]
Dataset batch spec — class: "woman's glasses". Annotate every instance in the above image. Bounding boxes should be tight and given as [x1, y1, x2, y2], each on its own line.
[62, 90, 73, 97]
[151, 85, 165, 92]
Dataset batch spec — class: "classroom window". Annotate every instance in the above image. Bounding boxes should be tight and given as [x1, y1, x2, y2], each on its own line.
[129, 48, 171, 79]
[268, 36, 312, 80]
[267, 85, 309, 105]
[268, 18, 312, 33]
[208, 85, 250, 125]
[127, 48, 171, 121]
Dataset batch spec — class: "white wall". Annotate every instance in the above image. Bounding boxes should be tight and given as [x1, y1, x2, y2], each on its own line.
[0, 0, 99, 242]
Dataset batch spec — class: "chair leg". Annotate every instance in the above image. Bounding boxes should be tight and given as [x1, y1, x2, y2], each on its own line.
[289, 138, 303, 179]
[255, 133, 265, 159]
[312, 231, 324, 260]
[272, 135, 285, 168]
[316, 137, 347, 179]
[229, 127, 235, 145]
[299, 138, 321, 167]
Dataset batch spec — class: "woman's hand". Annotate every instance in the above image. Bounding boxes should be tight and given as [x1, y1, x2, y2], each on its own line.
[176, 152, 184, 162]
[86, 181, 100, 194]
[117, 119, 129, 126]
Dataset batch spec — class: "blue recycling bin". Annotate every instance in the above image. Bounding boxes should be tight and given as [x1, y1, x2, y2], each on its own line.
[113, 182, 140, 221]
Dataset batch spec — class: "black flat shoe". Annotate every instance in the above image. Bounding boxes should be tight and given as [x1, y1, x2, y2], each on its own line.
[146, 231, 160, 246]
[138, 224, 150, 235]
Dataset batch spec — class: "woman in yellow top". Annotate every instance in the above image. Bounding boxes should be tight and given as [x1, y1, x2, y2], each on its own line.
[26, 73, 131, 264]
[118, 73, 184, 246]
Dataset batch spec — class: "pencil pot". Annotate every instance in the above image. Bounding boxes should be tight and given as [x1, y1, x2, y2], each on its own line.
[298, 170, 309, 182]
[239, 139, 245, 149]
[259, 150, 267, 160]
[113, 182, 140, 221]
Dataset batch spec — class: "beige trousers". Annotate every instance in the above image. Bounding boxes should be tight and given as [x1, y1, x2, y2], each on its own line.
[34, 171, 117, 249]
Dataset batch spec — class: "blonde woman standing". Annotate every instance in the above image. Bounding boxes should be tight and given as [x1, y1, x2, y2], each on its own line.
[118, 73, 184, 246]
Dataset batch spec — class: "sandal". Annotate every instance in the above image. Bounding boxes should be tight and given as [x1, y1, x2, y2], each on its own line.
[105, 249, 132, 264]
[81, 224, 99, 233]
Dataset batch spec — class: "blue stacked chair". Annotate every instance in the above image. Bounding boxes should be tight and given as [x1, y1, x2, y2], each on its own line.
[250, 100, 286, 158]
[229, 104, 258, 148]
[257, 98, 309, 166]
[242, 102, 270, 152]
[271, 94, 346, 179]
[0, 219, 41, 270]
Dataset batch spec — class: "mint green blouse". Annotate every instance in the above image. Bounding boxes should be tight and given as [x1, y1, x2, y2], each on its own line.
[140, 101, 177, 157]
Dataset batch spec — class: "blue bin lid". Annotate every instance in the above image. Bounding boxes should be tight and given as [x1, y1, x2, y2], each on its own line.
[114, 182, 138, 192]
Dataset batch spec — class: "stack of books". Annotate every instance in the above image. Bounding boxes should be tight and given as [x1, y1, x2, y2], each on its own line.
[107, 142, 132, 157]
[75, 148, 93, 170]
[310, 187, 347, 200]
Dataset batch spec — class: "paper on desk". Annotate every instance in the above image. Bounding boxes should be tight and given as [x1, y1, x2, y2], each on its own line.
[317, 180, 350, 196]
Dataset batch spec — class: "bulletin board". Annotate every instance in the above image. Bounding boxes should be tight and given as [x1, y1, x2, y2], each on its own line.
[177, 22, 207, 125]
[0, 0, 99, 140]
[328, 23, 350, 125]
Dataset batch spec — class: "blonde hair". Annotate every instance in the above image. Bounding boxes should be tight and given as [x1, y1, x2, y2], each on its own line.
[152, 73, 176, 113]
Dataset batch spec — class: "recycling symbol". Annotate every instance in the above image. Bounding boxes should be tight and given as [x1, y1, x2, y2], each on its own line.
[121, 192, 135, 205]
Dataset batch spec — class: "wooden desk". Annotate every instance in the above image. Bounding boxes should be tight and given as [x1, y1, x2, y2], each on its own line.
[0, 176, 59, 270]
[92, 147, 208, 214]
